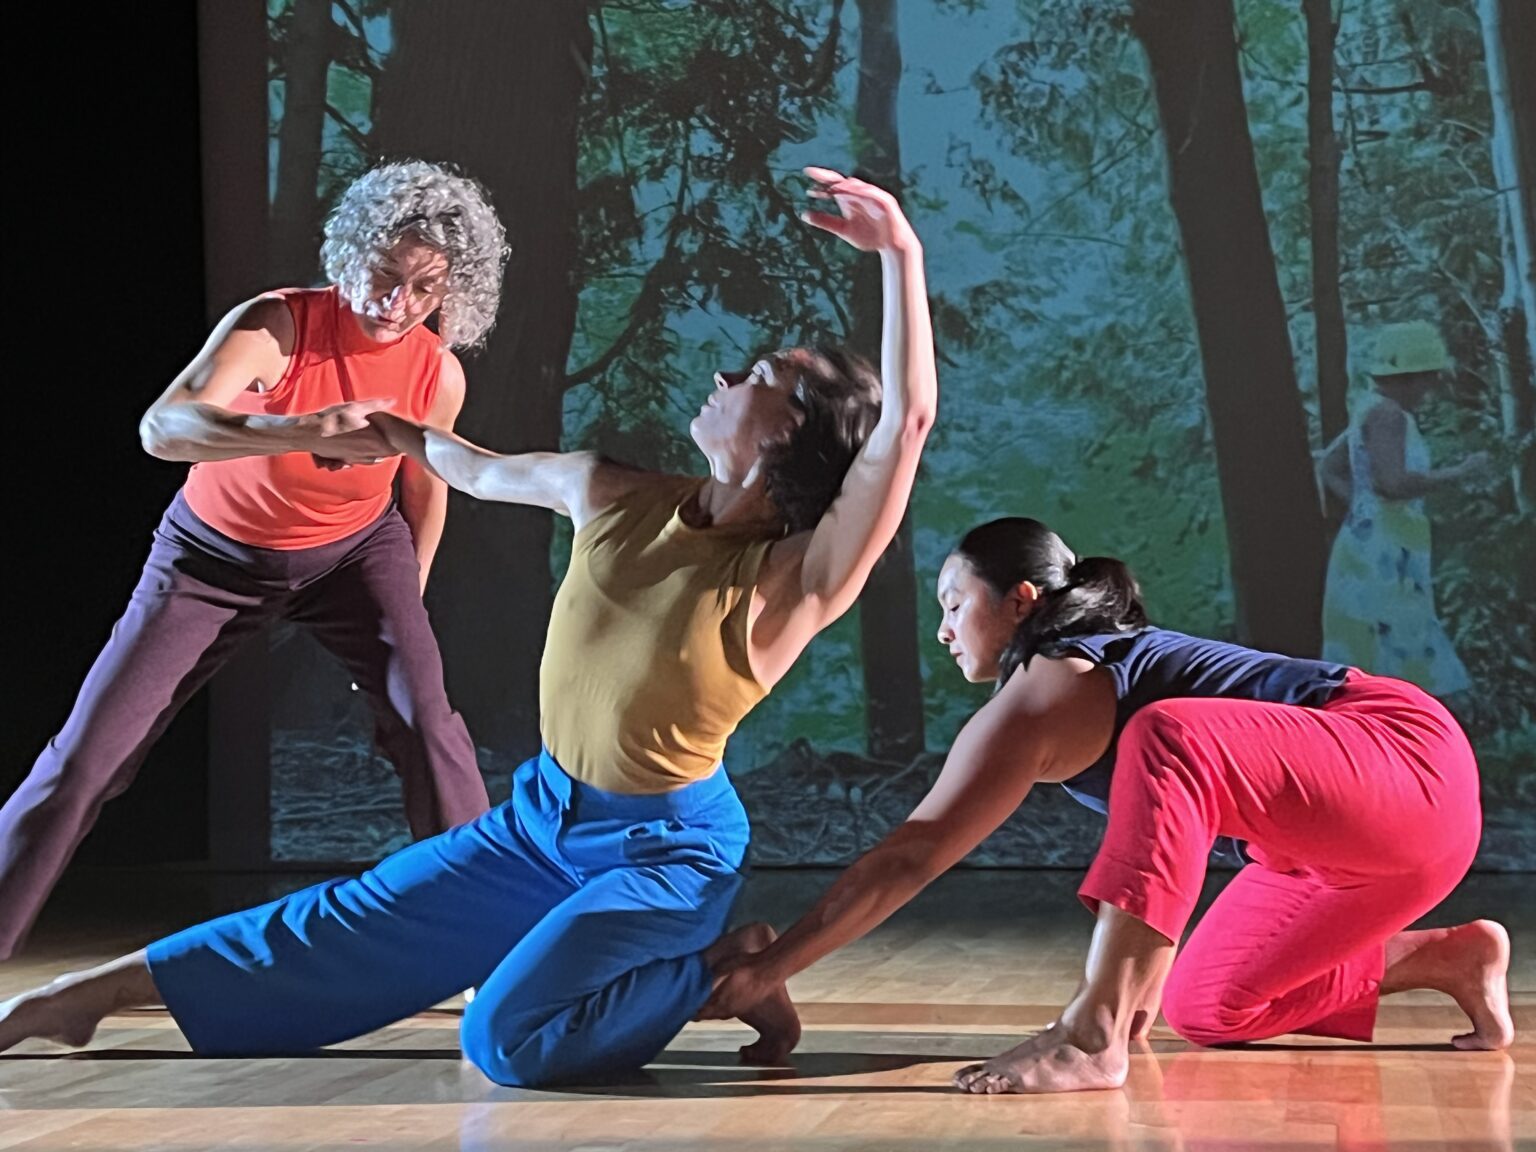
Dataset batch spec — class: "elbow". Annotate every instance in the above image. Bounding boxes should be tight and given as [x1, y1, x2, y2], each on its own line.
[900, 406, 936, 447]
[138, 412, 184, 461]
[454, 462, 491, 503]
[882, 825, 951, 888]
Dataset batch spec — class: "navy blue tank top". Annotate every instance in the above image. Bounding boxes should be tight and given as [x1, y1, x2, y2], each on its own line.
[1049, 627, 1351, 865]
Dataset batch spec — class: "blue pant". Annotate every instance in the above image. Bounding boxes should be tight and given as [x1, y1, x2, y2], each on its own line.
[146, 750, 749, 1087]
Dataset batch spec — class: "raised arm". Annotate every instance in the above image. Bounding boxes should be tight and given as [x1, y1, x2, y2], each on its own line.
[800, 169, 936, 612]
[748, 170, 938, 679]
[699, 658, 1115, 1022]
[138, 295, 394, 464]
[764, 168, 940, 623]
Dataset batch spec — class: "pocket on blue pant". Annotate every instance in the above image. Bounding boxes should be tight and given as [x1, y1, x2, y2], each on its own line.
[620, 816, 745, 874]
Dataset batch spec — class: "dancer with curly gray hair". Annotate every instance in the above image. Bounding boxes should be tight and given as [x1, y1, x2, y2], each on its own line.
[0, 160, 509, 960]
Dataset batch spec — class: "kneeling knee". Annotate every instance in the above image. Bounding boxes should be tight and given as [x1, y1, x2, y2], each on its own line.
[1161, 975, 1262, 1047]
[461, 1006, 547, 1088]
[1161, 970, 1259, 1050]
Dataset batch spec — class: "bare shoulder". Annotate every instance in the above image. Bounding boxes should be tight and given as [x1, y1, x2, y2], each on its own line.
[427, 349, 468, 428]
[437, 348, 467, 397]
[992, 655, 1116, 781]
[227, 293, 295, 353]
[579, 458, 670, 520]
[1361, 399, 1406, 439]
[164, 293, 293, 403]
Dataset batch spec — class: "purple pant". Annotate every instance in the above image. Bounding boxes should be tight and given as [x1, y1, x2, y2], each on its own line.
[0, 492, 490, 959]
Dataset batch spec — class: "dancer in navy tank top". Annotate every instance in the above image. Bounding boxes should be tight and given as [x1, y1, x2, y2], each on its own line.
[700, 516, 1511, 1094]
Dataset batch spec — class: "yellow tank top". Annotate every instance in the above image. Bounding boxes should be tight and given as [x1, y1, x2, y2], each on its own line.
[539, 476, 775, 793]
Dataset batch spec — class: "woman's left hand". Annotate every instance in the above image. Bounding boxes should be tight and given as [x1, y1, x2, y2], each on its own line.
[801, 167, 919, 256]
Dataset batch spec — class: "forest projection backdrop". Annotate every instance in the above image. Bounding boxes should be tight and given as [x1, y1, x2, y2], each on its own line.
[208, 0, 1533, 867]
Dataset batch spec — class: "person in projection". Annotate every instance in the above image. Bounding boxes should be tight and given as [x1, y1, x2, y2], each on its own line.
[0, 168, 940, 1088]
[1319, 321, 1489, 699]
[0, 161, 509, 960]
[701, 516, 1510, 1093]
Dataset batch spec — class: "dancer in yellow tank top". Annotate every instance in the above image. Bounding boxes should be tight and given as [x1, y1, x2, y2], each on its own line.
[2, 168, 940, 1087]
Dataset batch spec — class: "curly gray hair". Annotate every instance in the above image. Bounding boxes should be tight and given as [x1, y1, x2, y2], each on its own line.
[321, 160, 509, 350]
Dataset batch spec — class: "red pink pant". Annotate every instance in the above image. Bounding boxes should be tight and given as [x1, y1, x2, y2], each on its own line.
[1079, 670, 1481, 1045]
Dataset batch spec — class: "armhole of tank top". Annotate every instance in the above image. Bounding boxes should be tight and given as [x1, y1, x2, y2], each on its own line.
[1051, 639, 1131, 701]
[261, 291, 307, 403]
[571, 473, 695, 551]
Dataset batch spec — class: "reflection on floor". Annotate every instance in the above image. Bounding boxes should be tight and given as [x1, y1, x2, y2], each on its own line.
[3, 868, 1531, 1150]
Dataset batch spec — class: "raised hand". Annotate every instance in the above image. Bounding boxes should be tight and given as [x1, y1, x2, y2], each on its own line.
[800, 166, 918, 255]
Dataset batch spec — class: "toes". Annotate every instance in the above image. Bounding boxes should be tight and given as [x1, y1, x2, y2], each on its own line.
[953, 1064, 986, 1090]
[1452, 1030, 1506, 1052]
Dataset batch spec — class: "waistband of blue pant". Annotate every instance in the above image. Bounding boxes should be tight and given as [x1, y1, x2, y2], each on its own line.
[536, 748, 739, 821]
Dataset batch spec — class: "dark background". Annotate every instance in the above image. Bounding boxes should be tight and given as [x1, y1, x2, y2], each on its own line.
[5, 4, 209, 864]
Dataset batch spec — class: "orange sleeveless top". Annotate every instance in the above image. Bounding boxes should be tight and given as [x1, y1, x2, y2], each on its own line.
[182, 287, 443, 549]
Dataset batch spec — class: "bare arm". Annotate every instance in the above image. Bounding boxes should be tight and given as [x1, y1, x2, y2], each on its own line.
[398, 352, 467, 593]
[701, 659, 1115, 1014]
[373, 414, 643, 532]
[1318, 432, 1352, 505]
[138, 295, 394, 463]
[751, 170, 938, 679]
[1362, 403, 1482, 500]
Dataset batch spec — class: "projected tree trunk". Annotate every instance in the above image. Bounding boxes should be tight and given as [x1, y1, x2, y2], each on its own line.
[1305, 0, 1348, 452]
[373, 3, 594, 752]
[1478, 0, 1536, 512]
[1131, 0, 1326, 655]
[269, 0, 332, 286]
[851, 0, 925, 764]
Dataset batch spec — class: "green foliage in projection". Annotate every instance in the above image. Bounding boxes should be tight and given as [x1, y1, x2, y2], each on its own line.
[936, 0, 1530, 749]
[929, 0, 1232, 653]
[555, 0, 1530, 770]
[268, 0, 389, 211]
[562, 0, 874, 761]
[565, 0, 852, 471]
[264, 0, 1530, 864]
[1236, 0, 1533, 738]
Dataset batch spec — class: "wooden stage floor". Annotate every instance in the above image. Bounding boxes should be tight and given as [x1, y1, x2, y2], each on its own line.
[2, 869, 1531, 1151]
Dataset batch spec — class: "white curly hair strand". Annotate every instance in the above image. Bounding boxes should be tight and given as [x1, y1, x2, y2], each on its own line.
[321, 159, 509, 350]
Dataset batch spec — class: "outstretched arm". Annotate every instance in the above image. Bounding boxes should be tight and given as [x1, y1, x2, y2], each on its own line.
[751, 170, 938, 678]
[373, 414, 636, 531]
[699, 659, 1115, 1021]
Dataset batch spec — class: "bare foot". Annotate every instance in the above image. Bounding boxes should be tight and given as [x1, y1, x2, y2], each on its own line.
[1129, 1006, 1157, 1042]
[1383, 920, 1513, 1051]
[0, 979, 105, 1052]
[707, 922, 802, 1065]
[0, 952, 157, 1055]
[952, 1022, 1129, 1095]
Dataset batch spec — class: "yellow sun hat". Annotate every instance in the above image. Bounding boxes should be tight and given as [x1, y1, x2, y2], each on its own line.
[1370, 321, 1450, 376]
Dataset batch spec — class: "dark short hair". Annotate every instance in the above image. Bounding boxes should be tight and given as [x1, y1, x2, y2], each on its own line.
[761, 346, 883, 534]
